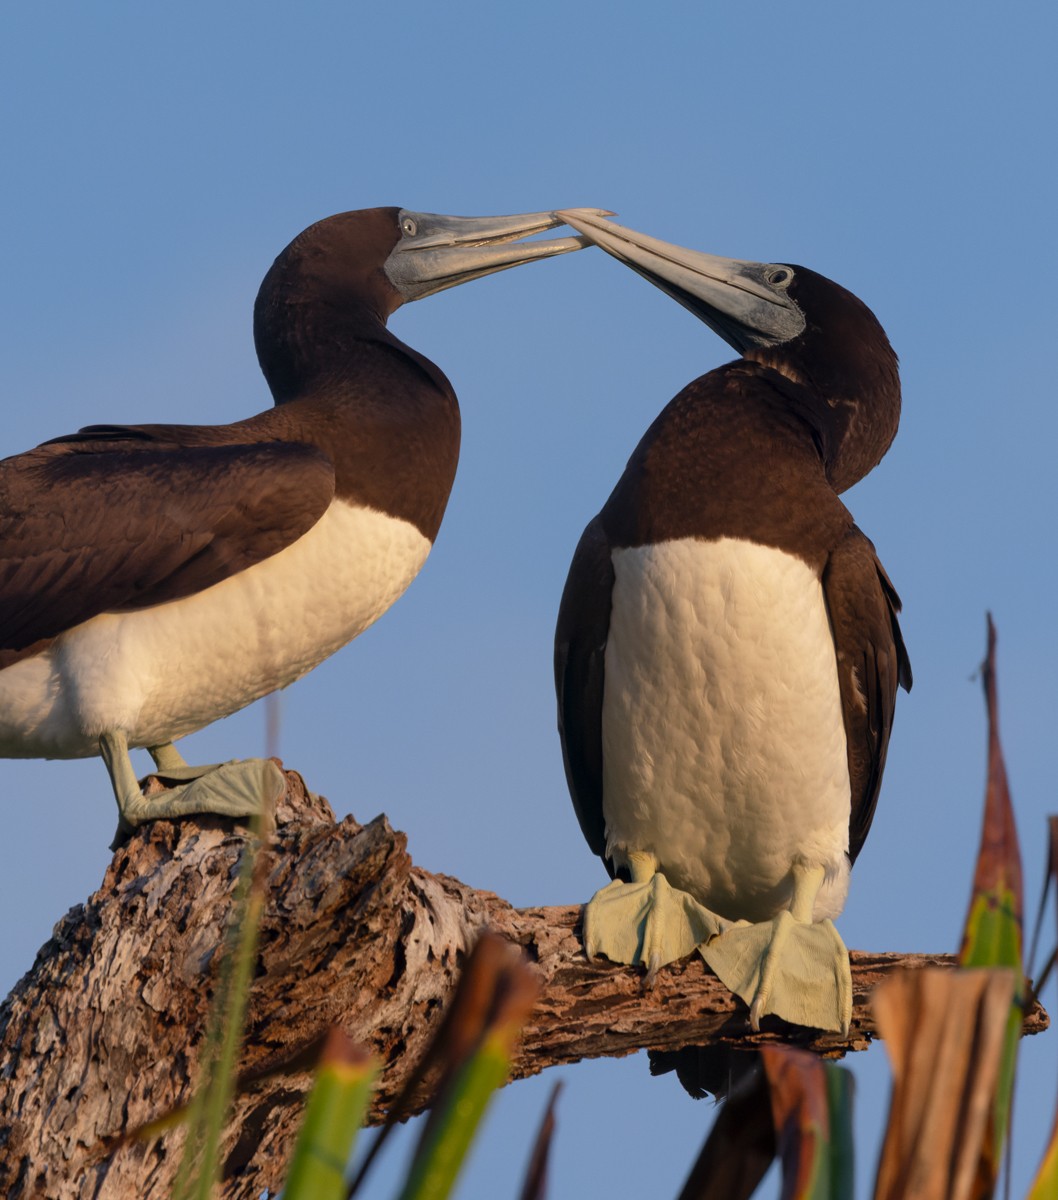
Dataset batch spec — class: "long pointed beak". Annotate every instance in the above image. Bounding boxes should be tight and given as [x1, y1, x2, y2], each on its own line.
[386, 208, 614, 302]
[557, 209, 805, 351]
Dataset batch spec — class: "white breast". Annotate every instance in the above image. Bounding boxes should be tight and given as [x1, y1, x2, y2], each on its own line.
[601, 536, 851, 923]
[0, 500, 431, 759]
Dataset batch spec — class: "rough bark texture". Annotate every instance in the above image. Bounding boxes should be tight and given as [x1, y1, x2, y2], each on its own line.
[0, 767, 1048, 1199]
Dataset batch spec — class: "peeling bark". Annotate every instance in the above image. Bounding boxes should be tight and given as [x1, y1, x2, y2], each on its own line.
[0, 768, 1048, 1199]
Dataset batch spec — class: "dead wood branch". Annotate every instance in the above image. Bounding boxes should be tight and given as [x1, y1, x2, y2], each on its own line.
[0, 768, 1048, 1199]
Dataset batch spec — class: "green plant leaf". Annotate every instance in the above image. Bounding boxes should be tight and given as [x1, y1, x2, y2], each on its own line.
[675, 1049, 851, 1200]
[1027, 1118, 1058, 1200]
[283, 1028, 376, 1200]
[822, 1063, 855, 1199]
[675, 1058, 774, 1200]
[172, 801, 274, 1200]
[516, 1080, 562, 1200]
[958, 617, 1024, 978]
[1026, 815, 1058, 1199]
[1027, 816, 1057, 1004]
[761, 1046, 849, 1200]
[956, 617, 1025, 1187]
[393, 931, 539, 1200]
[395, 1031, 512, 1200]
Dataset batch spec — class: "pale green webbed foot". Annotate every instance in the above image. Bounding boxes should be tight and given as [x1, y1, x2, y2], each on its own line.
[583, 852, 728, 982]
[699, 863, 852, 1034]
[101, 731, 285, 850]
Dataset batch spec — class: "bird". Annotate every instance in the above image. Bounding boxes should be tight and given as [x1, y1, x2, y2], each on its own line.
[554, 210, 911, 1035]
[0, 206, 602, 846]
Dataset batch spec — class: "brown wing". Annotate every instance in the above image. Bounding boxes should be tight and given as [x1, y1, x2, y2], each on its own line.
[822, 525, 912, 863]
[554, 515, 616, 871]
[0, 433, 335, 663]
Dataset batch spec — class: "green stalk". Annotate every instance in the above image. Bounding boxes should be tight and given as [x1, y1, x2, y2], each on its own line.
[172, 813, 269, 1200]
[284, 1033, 377, 1200]
[1027, 1118, 1058, 1200]
[957, 619, 1024, 1175]
[395, 1031, 512, 1200]
[823, 1066, 854, 1200]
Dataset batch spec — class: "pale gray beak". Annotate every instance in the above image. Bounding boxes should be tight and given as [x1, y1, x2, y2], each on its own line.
[558, 209, 805, 351]
[386, 208, 614, 302]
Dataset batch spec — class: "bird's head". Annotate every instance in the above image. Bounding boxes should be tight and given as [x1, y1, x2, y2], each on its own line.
[253, 206, 603, 403]
[559, 210, 901, 494]
[256, 205, 600, 323]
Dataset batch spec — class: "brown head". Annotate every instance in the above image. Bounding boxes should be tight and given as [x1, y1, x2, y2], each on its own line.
[559, 210, 901, 495]
[254, 206, 601, 405]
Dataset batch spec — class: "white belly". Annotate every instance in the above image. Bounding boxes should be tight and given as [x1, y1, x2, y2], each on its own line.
[601, 536, 851, 923]
[0, 500, 431, 758]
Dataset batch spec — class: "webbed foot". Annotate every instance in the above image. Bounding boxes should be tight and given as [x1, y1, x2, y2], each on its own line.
[699, 863, 852, 1033]
[583, 853, 727, 981]
[101, 731, 285, 849]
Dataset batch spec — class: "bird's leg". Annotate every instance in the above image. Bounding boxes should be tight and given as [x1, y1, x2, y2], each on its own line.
[100, 730, 285, 850]
[582, 850, 728, 983]
[700, 862, 852, 1034]
[145, 740, 223, 781]
[147, 741, 189, 772]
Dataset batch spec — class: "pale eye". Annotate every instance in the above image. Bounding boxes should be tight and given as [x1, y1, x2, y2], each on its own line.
[402, 217, 418, 237]
[766, 267, 792, 287]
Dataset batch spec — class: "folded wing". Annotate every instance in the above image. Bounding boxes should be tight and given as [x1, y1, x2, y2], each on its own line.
[0, 429, 335, 663]
[822, 526, 912, 863]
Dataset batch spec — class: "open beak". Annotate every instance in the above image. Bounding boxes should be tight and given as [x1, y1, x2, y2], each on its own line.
[385, 208, 614, 302]
[557, 209, 805, 351]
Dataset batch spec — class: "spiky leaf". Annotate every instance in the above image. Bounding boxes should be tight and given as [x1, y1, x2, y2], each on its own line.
[957, 617, 1024, 1186]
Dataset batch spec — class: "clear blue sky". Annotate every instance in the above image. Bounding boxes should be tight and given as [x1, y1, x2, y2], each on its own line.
[2, 2, 1056, 1195]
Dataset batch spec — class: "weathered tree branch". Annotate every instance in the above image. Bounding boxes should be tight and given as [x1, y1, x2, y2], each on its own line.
[0, 769, 1048, 1199]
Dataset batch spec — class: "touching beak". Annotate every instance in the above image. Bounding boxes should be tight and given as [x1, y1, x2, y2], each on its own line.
[385, 209, 613, 302]
[557, 209, 805, 351]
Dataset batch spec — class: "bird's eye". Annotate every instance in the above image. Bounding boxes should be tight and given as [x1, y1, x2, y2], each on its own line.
[766, 267, 792, 288]
[401, 217, 418, 237]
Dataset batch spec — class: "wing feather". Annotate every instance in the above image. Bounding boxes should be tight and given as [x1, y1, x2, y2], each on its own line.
[822, 527, 912, 863]
[554, 516, 615, 870]
[0, 434, 335, 661]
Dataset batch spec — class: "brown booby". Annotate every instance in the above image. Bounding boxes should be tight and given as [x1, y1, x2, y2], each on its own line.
[554, 211, 911, 1033]
[0, 206, 600, 844]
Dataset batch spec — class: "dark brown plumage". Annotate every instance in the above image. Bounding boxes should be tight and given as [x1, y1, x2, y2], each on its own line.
[555, 217, 911, 885]
[1, 209, 462, 670]
[558, 354, 911, 876]
[554, 212, 912, 1080]
[0, 207, 589, 796]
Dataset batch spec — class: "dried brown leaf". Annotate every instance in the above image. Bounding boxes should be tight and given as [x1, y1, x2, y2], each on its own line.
[676, 1062, 775, 1200]
[762, 1047, 832, 1200]
[516, 1081, 563, 1200]
[872, 967, 1016, 1200]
